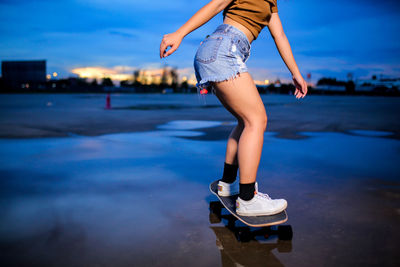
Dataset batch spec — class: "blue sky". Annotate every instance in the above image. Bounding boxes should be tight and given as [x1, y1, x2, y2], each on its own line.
[0, 0, 399, 84]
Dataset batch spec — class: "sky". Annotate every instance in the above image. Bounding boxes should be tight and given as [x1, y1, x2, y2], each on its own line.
[0, 0, 399, 85]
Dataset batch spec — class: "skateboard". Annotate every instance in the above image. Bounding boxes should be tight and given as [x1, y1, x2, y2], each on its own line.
[209, 179, 292, 241]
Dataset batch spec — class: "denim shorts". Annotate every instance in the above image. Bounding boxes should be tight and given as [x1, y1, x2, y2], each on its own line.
[193, 23, 251, 95]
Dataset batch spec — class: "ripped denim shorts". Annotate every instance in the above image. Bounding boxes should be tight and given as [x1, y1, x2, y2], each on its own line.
[193, 23, 251, 96]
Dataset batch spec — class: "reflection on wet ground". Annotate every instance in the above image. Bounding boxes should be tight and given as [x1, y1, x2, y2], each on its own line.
[0, 119, 399, 266]
[210, 226, 292, 267]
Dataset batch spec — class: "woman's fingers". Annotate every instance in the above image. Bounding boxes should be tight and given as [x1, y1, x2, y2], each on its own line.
[160, 35, 171, 58]
[299, 85, 305, 98]
[164, 44, 176, 58]
[163, 44, 173, 57]
[294, 88, 300, 98]
[292, 76, 308, 99]
[301, 80, 307, 97]
[159, 44, 164, 58]
[160, 34, 180, 58]
[159, 38, 164, 58]
[160, 41, 168, 58]
[160, 41, 178, 58]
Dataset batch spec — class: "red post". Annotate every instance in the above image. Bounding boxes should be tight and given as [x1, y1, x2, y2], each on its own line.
[105, 93, 111, 109]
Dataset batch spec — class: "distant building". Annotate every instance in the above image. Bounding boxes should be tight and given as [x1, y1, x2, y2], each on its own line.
[1, 60, 46, 89]
[355, 77, 400, 91]
[314, 84, 346, 91]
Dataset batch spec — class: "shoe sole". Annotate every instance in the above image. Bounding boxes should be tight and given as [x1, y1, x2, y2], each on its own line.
[236, 202, 288, 216]
[218, 191, 239, 197]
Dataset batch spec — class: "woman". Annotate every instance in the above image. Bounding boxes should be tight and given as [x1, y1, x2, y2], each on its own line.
[159, 0, 308, 216]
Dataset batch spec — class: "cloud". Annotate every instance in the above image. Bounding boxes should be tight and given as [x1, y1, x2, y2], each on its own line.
[0, 0, 54, 4]
[1, 0, 400, 81]
[298, 49, 355, 58]
[108, 30, 138, 39]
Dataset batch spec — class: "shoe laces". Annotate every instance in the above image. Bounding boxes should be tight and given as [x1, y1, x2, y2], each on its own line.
[254, 182, 272, 200]
[256, 191, 272, 200]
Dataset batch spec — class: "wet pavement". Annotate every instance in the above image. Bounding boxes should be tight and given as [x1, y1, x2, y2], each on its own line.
[0, 93, 399, 140]
[0, 94, 399, 266]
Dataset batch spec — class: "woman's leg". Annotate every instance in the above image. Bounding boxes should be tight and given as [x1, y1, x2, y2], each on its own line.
[224, 124, 244, 165]
[212, 72, 267, 184]
[214, 90, 244, 166]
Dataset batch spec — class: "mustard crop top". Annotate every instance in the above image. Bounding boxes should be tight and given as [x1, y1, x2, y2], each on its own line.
[223, 0, 278, 40]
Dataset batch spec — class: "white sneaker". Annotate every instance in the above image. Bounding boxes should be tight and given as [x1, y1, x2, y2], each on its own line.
[236, 182, 287, 216]
[217, 179, 239, 196]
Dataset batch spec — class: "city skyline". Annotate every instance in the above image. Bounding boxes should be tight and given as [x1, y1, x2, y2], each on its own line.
[1, 0, 399, 85]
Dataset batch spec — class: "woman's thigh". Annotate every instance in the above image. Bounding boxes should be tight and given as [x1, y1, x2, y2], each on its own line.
[214, 88, 243, 125]
[212, 72, 267, 127]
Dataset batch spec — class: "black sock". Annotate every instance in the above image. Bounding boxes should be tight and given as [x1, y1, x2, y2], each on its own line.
[221, 162, 238, 184]
[239, 182, 255, 201]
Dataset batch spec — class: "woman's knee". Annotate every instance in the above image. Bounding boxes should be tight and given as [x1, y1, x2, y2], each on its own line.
[243, 114, 267, 131]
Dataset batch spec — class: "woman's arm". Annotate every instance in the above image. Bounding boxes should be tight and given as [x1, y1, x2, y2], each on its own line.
[267, 13, 308, 98]
[160, 0, 232, 58]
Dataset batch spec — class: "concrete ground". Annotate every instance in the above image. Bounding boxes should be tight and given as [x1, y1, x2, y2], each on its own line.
[0, 93, 399, 266]
[0, 93, 399, 140]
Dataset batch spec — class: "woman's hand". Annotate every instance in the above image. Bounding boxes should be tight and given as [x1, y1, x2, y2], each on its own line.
[292, 73, 308, 99]
[160, 32, 183, 59]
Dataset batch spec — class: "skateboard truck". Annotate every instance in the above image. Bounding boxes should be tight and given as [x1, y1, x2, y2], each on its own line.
[209, 201, 293, 242]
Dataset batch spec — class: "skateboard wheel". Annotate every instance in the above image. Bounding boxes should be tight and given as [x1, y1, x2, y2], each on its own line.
[235, 228, 252, 242]
[226, 216, 236, 229]
[277, 225, 293, 240]
[209, 201, 222, 214]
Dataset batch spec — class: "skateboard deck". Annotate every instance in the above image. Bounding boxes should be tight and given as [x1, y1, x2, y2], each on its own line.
[210, 180, 288, 227]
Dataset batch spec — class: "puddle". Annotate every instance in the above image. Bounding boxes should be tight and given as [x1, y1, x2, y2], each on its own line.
[347, 129, 394, 137]
[0, 120, 399, 266]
